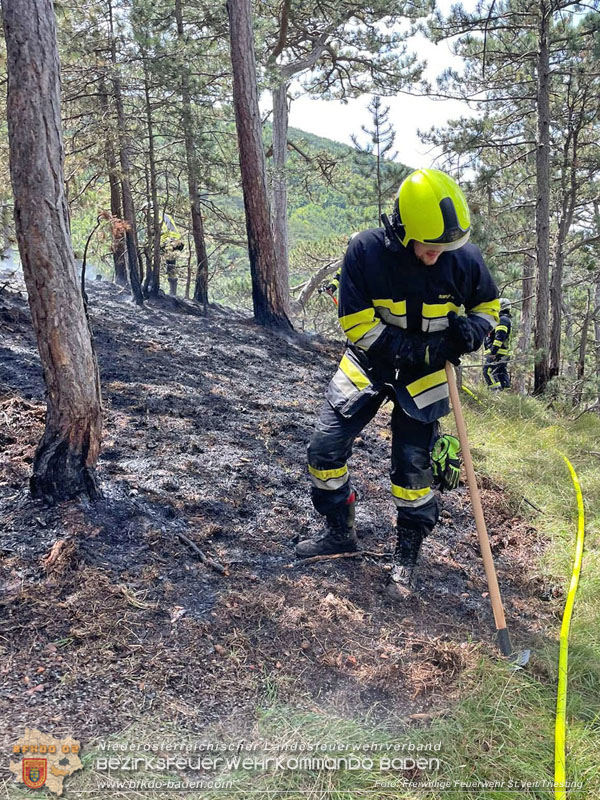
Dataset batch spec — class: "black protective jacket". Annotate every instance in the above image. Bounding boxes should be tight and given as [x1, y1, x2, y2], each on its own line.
[484, 311, 512, 357]
[326, 228, 499, 423]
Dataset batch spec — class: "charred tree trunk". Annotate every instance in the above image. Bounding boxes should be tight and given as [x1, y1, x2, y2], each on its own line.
[100, 86, 127, 286]
[175, 0, 209, 309]
[533, 1, 551, 395]
[515, 252, 535, 395]
[3, 0, 102, 502]
[108, 0, 143, 306]
[271, 81, 290, 293]
[227, 0, 292, 330]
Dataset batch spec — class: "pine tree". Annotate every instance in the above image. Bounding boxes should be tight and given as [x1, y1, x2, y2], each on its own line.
[2, 0, 103, 502]
[351, 96, 408, 224]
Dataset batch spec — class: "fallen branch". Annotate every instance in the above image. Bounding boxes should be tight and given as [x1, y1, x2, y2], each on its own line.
[409, 709, 451, 721]
[175, 530, 229, 576]
[571, 400, 599, 421]
[521, 496, 544, 514]
[287, 550, 390, 567]
[291, 258, 342, 314]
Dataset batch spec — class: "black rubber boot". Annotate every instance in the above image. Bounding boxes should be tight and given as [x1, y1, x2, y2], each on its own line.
[385, 521, 428, 600]
[296, 494, 358, 558]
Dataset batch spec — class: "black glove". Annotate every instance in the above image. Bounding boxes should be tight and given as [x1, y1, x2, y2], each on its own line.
[447, 311, 480, 353]
[392, 331, 425, 368]
[424, 333, 462, 369]
[318, 281, 338, 296]
[392, 331, 462, 370]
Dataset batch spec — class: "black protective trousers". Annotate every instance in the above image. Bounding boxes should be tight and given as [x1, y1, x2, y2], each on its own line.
[307, 390, 439, 531]
[483, 356, 511, 389]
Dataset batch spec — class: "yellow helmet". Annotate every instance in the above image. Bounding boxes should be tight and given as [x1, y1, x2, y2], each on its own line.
[391, 168, 471, 250]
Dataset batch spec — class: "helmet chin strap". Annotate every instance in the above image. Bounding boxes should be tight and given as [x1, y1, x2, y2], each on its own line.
[381, 212, 404, 250]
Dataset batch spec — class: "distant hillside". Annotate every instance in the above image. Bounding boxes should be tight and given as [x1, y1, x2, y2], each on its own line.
[282, 124, 410, 244]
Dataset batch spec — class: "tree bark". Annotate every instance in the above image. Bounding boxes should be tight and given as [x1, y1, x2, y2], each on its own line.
[550, 89, 581, 379]
[227, 0, 292, 330]
[142, 164, 153, 293]
[575, 290, 591, 405]
[108, 0, 144, 306]
[533, 1, 551, 395]
[2, 0, 102, 502]
[267, 10, 327, 298]
[99, 86, 127, 286]
[549, 244, 564, 381]
[595, 276, 600, 403]
[174, 0, 210, 309]
[0, 202, 11, 252]
[271, 81, 290, 292]
[515, 252, 535, 395]
[143, 61, 162, 298]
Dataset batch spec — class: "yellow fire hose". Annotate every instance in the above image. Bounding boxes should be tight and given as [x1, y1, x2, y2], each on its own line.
[554, 456, 585, 799]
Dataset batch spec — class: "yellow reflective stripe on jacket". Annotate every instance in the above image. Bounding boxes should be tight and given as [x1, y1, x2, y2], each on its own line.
[406, 369, 447, 398]
[339, 307, 381, 345]
[405, 369, 449, 410]
[373, 299, 407, 329]
[372, 299, 407, 316]
[495, 324, 509, 334]
[422, 301, 461, 331]
[422, 301, 460, 319]
[339, 307, 375, 332]
[471, 298, 500, 326]
[345, 320, 382, 345]
[340, 355, 371, 391]
[308, 464, 348, 481]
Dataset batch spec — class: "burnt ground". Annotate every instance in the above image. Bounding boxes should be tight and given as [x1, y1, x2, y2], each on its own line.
[0, 279, 559, 753]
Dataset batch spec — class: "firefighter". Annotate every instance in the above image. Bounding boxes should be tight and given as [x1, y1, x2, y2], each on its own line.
[296, 168, 500, 598]
[483, 298, 512, 390]
[319, 270, 341, 299]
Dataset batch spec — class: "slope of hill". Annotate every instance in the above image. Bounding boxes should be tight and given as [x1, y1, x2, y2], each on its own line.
[0, 280, 544, 733]
[2, 281, 599, 796]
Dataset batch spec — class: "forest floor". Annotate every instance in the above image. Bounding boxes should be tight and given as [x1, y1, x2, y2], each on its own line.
[0, 279, 559, 788]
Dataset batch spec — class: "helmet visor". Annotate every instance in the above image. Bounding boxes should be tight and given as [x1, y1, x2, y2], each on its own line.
[415, 231, 470, 252]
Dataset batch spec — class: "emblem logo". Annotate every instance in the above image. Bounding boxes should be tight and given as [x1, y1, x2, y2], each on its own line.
[11, 729, 82, 795]
[23, 758, 47, 789]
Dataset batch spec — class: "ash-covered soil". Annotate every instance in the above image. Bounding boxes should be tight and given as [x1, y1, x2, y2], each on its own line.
[0, 280, 558, 752]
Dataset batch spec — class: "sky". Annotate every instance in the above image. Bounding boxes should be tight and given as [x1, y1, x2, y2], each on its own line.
[281, 3, 477, 169]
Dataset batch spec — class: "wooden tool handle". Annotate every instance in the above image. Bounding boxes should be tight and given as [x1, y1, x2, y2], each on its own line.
[445, 362, 507, 632]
